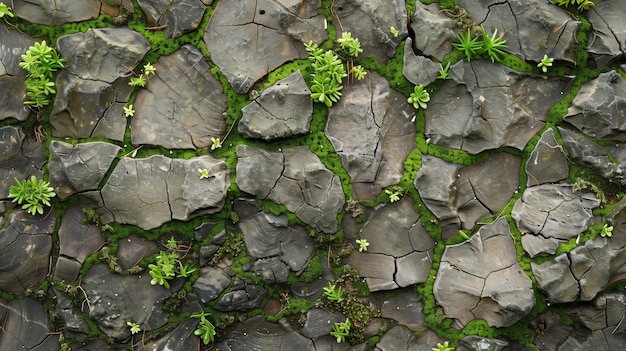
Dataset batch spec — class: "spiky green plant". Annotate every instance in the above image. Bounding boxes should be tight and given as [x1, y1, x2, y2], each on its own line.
[8, 175, 56, 215]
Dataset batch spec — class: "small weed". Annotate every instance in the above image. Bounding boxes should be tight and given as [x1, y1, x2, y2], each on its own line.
[330, 318, 351, 343]
[537, 54, 554, 73]
[8, 176, 56, 215]
[408, 85, 430, 110]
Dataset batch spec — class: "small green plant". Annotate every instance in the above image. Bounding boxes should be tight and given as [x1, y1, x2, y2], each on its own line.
[351, 65, 367, 80]
[210, 137, 222, 150]
[148, 237, 196, 289]
[123, 104, 135, 117]
[323, 282, 345, 302]
[479, 25, 507, 63]
[384, 185, 404, 202]
[432, 341, 454, 351]
[537, 54, 554, 73]
[452, 28, 482, 62]
[437, 61, 451, 80]
[355, 238, 369, 252]
[330, 318, 351, 343]
[198, 168, 210, 179]
[408, 85, 430, 110]
[19, 41, 65, 108]
[127, 321, 141, 335]
[0, 3, 15, 20]
[551, 0, 594, 11]
[600, 223, 613, 238]
[572, 178, 607, 203]
[8, 175, 56, 215]
[336, 32, 363, 58]
[390, 26, 399, 38]
[128, 63, 156, 87]
[192, 311, 217, 345]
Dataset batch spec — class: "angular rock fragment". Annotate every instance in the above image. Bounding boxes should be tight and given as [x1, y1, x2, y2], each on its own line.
[525, 129, 569, 186]
[131, 45, 227, 149]
[0, 26, 32, 121]
[12, 0, 100, 26]
[425, 60, 574, 154]
[433, 218, 535, 328]
[402, 38, 440, 87]
[410, 1, 458, 61]
[0, 126, 47, 202]
[532, 254, 579, 303]
[0, 298, 60, 351]
[239, 70, 312, 141]
[204, 0, 327, 93]
[586, 0, 626, 67]
[415, 153, 520, 239]
[193, 266, 232, 303]
[213, 277, 266, 312]
[236, 145, 345, 233]
[137, 0, 206, 38]
[326, 72, 416, 200]
[214, 315, 315, 350]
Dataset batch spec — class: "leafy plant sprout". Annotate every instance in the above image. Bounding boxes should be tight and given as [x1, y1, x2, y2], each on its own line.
[351, 65, 367, 80]
[210, 137, 222, 150]
[143, 62, 156, 75]
[19, 41, 65, 108]
[452, 28, 482, 62]
[537, 54, 554, 73]
[330, 318, 351, 343]
[384, 185, 404, 202]
[123, 104, 135, 117]
[432, 341, 454, 351]
[437, 61, 451, 80]
[356, 238, 369, 252]
[601, 223, 613, 238]
[127, 321, 141, 335]
[551, 0, 594, 11]
[390, 26, 399, 38]
[148, 236, 196, 289]
[198, 168, 210, 179]
[408, 85, 430, 110]
[191, 311, 216, 345]
[479, 25, 507, 62]
[336, 31, 363, 58]
[8, 175, 56, 215]
[0, 3, 15, 20]
[323, 282, 345, 302]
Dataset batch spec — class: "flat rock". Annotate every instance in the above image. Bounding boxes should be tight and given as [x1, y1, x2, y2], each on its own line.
[532, 253, 579, 303]
[525, 129, 569, 186]
[117, 234, 160, 270]
[0, 126, 47, 202]
[381, 291, 426, 332]
[530, 311, 574, 351]
[586, 0, 626, 67]
[558, 126, 626, 185]
[238, 70, 312, 141]
[325, 72, 416, 200]
[131, 45, 227, 149]
[332, 0, 407, 62]
[214, 315, 315, 350]
[0, 209, 55, 294]
[345, 197, 434, 291]
[415, 153, 520, 239]
[425, 60, 574, 154]
[0, 26, 32, 121]
[410, 1, 457, 61]
[456, 336, 508, 351]
[12, 0, 100, 26]
[135, 318, 199, 351]
[236, 145, 345, 233]
[204, 0, 327, 93]
[137, 0, 206, 38]
[213, 277, 267, 312]
[53, 288, 91, 340]
[402, 38, 440, 87]
[48, 141, 121, 200]
[563, 71, 626, 141]
[0, 298, 60, 351]
[457, 0, 580, 65]
[301, 308, 346, 338]
[82, 263, 171, 340]
[83, 154, 229, 230]
[193, 266, 232, 303]
[434, 217, 535, 328]
[51, 28, 150, 141]
[375, 325, 432, 351]
[512, 183, 599, 256]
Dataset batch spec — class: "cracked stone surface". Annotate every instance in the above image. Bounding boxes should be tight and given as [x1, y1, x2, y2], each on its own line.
[512, 184, 600, 257]
[11, 0, 101, 26]
[193, 266, 232, 303]
[234, 198, 315, 283]
[332, 0, 407, 62]
[525, 129, 569, 186]
[214, 315, 315, 350]
[563, 71, 626, 142]
[54, 207, 105, 282]
[53, 288, 91, 341]
[213, 277, 267, 312]
[135, 318, 199, 351]
[425, 60, 574, 154]
[48, 141, 121, 200]
[374, 325, 437, 351]
[81, 154, 229, 230]
[586, 0, 626, 67]
[82, 263, 171, 341]
[0, 210, 55, 295]
[0, 126, 47, 204]
[410, 1, 457, 61]
[381, 290, 427, 332]
[0, 25, 32, 121]
[236, 145, 345, 233]
[457, 336, 509, 351]
[204, 0, 327, 94]
[415, 153, 521, 239]
[346, 197, 435, 291]
[402, 37, 441, 87]
[434, 218, 535, 328]
[0, 297, 61, 351]
[137, 0, 206, 38]
[532, 254, 579, 304]
[51, 28, 149, 141]
[326, 72, 416, 200]
[301, 308, 347, 338]
[457, 0, 580, 65]
[238, 70, 312, 141]
[131, 44, 228, 149]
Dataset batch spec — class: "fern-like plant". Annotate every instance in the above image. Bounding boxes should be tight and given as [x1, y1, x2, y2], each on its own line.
[8, 175, 56, 215]
[19, 41, 65, 108]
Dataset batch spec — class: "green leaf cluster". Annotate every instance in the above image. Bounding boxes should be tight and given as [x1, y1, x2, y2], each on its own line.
[330, 318, 351, 343]
[8, 175, 56, 215]
[408, 85, 430, 110]
[323, 282, 345, 302]
[453, 26, 508, 62]
[192, 311, 217, 345]
[306, 41, 347, 107]
[19, 41, 65, 108]
[148, 237, 196, 289]
[0, 3, 15, 19]
[432, 341, 454, 351]
[551, 0, 594, 11]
